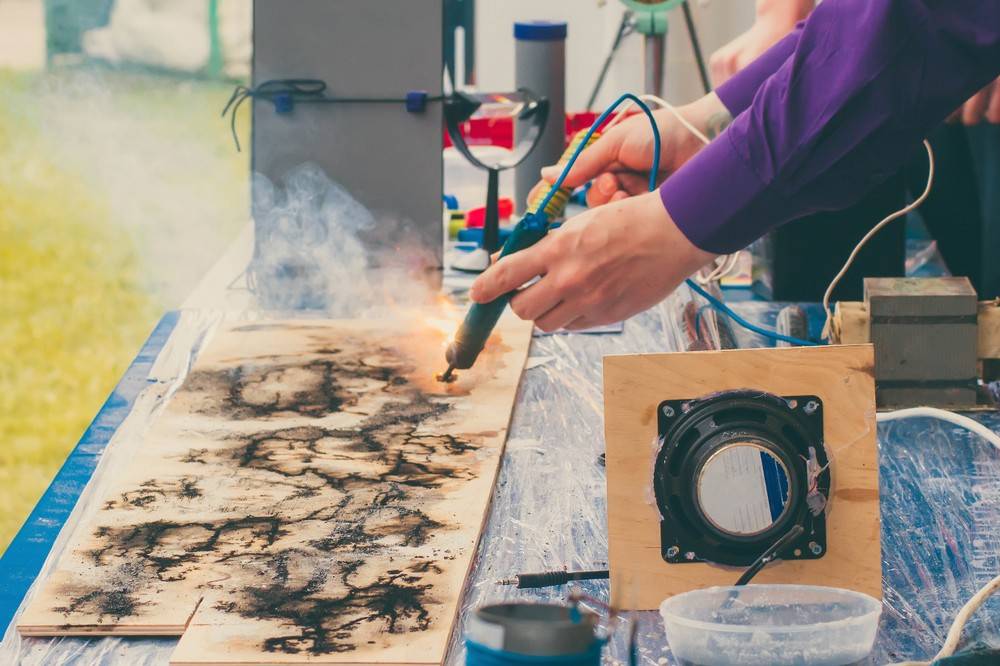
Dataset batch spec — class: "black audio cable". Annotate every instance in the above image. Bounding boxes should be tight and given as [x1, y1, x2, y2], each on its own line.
[497, 569, 609, 589]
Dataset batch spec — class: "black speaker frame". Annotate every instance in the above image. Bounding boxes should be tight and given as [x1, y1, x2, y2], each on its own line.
[653, 389, 830, 567]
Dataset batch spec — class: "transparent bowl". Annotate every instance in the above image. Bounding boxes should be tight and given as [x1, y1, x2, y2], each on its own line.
[659, 585, 881, 666]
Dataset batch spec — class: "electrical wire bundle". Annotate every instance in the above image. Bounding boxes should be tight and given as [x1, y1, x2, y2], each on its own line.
[221, 78, 443, 151]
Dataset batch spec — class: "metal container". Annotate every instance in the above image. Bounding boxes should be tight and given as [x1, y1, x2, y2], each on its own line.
[514, 21, 566, 215]
[466, 602, 598, 659]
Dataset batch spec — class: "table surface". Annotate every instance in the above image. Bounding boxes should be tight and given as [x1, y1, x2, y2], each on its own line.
[1, 244, 998, 664]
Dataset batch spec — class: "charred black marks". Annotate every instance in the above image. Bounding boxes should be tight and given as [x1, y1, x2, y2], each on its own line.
[222, 558, 441, 655]
[54, 561, 146, 621]
[56, 331, 486, 654]
[181, 339, 418, 420]
[104, 477, 204, 511]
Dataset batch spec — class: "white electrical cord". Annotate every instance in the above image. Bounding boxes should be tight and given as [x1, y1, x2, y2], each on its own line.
[879, 407, 1000, 665]
[887, 573, 1000, 666]
[604, 94, 738, 285]
[877, 406, 1000, 452]
[822, 140, 936, 340]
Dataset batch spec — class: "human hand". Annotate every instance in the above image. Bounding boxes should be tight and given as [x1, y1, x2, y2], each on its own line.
[469, 192, 717, 331]
[527, 93, 729, 209]
[950, 78, 1000, 125]
[709, 0, 813, 86]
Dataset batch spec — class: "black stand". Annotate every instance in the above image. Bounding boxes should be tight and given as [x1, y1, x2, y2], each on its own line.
[483, 168, 501, 254]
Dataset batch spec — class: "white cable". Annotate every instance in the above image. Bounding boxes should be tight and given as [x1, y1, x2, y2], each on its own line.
[879, 407, 1000, 665]
[606, 94, 737, 284]
[605, 93, 711, 146]
[887, 573, 1000, 666]
[822, 140, 936, 340]
[876, 406, 1000, 452]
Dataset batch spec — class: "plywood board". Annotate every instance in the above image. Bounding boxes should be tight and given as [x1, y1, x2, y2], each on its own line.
[835, 299, 1000, 361]
[19, 316, 532, 665]
[979, 301, 1000, 359]
[604, 344, 880, 610]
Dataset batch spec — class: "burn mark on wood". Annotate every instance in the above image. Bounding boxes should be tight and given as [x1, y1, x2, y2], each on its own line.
[54, 561, 146, 621]
[179, 338, 416, 420]
[104, 477, 205, 510]
[50, 331, 487, 656]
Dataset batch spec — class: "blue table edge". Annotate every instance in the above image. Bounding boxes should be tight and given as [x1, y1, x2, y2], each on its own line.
[0, 311, 180, 634]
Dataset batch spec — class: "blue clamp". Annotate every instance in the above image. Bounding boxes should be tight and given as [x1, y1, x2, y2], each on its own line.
[273, 93, 294, 114]
[406, 90, 428, 113]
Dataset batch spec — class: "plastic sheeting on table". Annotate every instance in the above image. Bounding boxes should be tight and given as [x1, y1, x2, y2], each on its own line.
[2, 296, 999, 665]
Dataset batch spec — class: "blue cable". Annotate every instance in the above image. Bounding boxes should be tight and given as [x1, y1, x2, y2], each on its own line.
[685, 279, 819, 346]
[540, 93, 818, 347]
[534, 93, 661, 217]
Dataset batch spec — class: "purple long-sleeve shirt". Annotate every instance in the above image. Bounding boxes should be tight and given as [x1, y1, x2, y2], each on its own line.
[660, 0, 1000, 254]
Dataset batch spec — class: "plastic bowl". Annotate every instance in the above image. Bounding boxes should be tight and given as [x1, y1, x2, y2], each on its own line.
[659, 584, 881, 666]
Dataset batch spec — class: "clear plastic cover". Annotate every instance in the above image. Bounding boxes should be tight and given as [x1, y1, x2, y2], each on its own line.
[3, 296, 1000, 665]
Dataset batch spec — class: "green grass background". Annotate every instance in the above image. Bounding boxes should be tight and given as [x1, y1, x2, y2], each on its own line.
[0, 68, 248, 553]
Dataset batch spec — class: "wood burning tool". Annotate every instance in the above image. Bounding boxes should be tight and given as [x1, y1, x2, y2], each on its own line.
[437, 94, 656, 383]
[437, 91, 817, 384]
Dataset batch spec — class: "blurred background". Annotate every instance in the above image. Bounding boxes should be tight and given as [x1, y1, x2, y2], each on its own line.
[0, 0, 253, 552]
[0, 0, 752, 553]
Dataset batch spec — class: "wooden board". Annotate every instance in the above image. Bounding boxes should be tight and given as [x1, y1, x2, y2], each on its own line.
[834, 299, 1000, 360]
[603, 344, 880, 610]
[19, 316, 533, 665]
[979, 301, 1000, 359]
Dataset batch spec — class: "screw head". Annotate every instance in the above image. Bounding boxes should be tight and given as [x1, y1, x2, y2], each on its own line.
[684, 551, 696, 561]
[808, 541, 823, 555]
[662, 405, 675, 418]
[804, 400, 820, 415]
[666, 546, 680, 559]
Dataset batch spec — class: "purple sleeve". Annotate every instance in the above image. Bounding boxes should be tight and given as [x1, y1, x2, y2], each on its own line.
[660, 0, 1000, 255]
[715, 26, 802, 116]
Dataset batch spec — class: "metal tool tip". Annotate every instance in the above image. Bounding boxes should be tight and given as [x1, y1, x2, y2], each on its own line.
[436, 365, 457, 383]
[496, 577, 516, 586]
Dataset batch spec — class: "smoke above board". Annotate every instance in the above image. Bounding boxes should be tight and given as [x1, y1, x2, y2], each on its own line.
[249, 162, 441, 316]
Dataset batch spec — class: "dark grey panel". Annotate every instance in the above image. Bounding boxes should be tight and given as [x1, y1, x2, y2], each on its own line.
[253, 0, 444, 267]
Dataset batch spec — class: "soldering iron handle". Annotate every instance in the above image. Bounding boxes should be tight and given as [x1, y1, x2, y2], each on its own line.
[526, 129, 601, 219]
[445, 213, 549, 370]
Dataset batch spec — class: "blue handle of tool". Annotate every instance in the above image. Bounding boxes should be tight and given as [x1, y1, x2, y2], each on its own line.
[446, 212, 549, 369]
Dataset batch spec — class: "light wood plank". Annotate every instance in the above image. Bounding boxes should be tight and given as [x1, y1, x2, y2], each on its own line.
[19, 316, 532, 665]
[604, 344, 880, 609]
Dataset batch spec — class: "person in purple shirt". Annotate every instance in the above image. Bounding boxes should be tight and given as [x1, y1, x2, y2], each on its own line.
[469, 0, 1000, 333]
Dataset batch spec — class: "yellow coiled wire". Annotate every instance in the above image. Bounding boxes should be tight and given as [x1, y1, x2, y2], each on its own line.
[526, 128, 602, 220]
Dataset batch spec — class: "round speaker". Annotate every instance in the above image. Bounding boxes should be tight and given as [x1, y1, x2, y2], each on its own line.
[653, 390, 829, 567]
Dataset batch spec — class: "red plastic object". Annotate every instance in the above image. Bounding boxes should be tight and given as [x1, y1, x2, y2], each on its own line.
[443, 112, 609, 150]
[466, 197, 514, 228]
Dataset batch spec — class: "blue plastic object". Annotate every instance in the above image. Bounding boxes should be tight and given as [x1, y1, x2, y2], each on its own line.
[466, 640, 601, 666]
[514, 21, 567, 41]
[272, 92, 294, 114]
[406, 90, 429, 113]
[443, 194, 460, 210]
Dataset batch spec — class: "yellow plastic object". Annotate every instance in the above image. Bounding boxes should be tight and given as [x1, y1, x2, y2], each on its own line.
[447, 211, 466, 240]
[526, 129, 601, 220]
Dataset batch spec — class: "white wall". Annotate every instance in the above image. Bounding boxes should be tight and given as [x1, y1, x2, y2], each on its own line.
[0, 0, 45, 70]
[474, 0, 755, 110]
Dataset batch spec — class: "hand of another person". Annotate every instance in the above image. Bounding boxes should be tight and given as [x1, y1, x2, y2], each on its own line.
[526, 93, 731, 209]
[950, 77, 1000, 125]
[709, 0, 813, 86]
